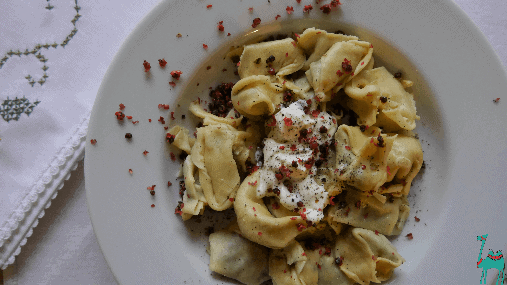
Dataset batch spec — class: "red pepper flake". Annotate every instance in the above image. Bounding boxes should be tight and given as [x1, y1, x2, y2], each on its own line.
[275, 173, 283, 180]
[372, 255, 377, 261]
[176, 33, 182, 38]
[158, 116, 165, 124]
[252, 17, 261, 28]
[386, 166, 391, 175]
[128, 169, 133, 174]
[229, 198, 234, 202]
[126, 115, 132, 120]
[290, 217, 297, 220]
[170, 70, 183, 80]
[268, 67, 276, 75]
[158, 59, 167, 67]
[275, 14, 281, 20]
[167, 181, 172, 186]
[206, 4, 212, 8]
[325, 247, 332, 256]
[170, 112, 175, 120]
[248, 181, 258, 186]
[283, 117, 293, 126]
[311, 109, 320, 118]
[290, 144, 297, 151]
[248, 7, 253, 12]
[415, 216, 420, 222]
[166, 133, 175, 143]
[227, 33, 231, 36]
[375, 230, 379, 235]
[406, 233, 413, 240]
[336, 70, 343, 77]
[286, 6, 294, 14]
[169, 81, 176, 87]
[291, 41, 297, 47]
[303, 5, 313, 13]
[296, 223, 306, 231]
[132, 120, 139, 124]
[361, 165, 366, 170]
[217, 21, 224, 32]
[317, 264, 321, 269]
[151, 204, 155, 208]
[302, 252, 307, 256]
[361, 61, 364, 66]
[90, 139, 97, 145]
[272, 203, 280, 209]
[143, 150, 149, 156]
[330, 0, 341, 7]
[222, 68, 227, 72]
[345, 145, 351, 151]
[170, 152, 176, 161]
[329, 196, 335, 205]
[206, 66, 211, 70]
[203, 44, 208, 49]
[493, 98, 500, 103]
[148, 119, 152, 122]
[279, 145, 285, 150]
[143, 60, 151, 72]
[258, 232, 262, 236]
[320, 4, 331, 14]
[296, 0, 301, 3]
[119, 103, 125, 110]
[115, 111, 125, 120]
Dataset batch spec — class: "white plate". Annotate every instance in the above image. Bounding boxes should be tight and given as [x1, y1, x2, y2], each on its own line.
[85, 0, 507, 284]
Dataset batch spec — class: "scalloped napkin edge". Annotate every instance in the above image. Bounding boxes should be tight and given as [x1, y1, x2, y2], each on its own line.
[0, 110, 90, 269]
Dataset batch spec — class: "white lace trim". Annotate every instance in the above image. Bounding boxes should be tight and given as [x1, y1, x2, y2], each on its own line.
[0, 110, 90, 269]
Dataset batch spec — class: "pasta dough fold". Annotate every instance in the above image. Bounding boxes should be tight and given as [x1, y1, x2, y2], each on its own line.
[344, 67, 419, 131]
[269, 241, 320, 285]
[209, 221, 270, 285]
[234, 173, 308, 249]
[232, 75, 284, 117]
[334, 227, 405, 284]
[327, 189, 410, 236]
[191, 124, 248, 211]
[238, 38, 306, 79]
[298, 28, 359, 70]
[306, 40, 373, 102]
[334, 125, 396, 195]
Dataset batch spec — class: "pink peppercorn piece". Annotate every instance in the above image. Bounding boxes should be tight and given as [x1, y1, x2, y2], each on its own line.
[143, 60, 151, 72]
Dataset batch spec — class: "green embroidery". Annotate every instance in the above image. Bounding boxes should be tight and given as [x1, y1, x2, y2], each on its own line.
[0, 0, 82, 87]
[0, 97, 41, 122]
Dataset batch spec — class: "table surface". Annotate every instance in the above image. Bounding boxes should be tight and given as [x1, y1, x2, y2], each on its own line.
[2, 0, 507, 284]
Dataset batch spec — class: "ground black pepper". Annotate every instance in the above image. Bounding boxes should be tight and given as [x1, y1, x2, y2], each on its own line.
[394, 72, 402, 78]
[125, 133, 132, 139]
[380, 96, 387, 103]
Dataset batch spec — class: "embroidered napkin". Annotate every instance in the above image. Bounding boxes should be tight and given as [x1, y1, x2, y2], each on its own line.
[0, 0, 160, 269]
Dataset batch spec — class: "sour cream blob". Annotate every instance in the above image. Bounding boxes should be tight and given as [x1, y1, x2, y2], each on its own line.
[257, 100, 338, 223]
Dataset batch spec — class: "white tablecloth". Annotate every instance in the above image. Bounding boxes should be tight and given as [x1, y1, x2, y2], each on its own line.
[2, 0, 507, 284]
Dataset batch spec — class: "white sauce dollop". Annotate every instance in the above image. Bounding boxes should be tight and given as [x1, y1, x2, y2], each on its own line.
[256, 100, 338, 223]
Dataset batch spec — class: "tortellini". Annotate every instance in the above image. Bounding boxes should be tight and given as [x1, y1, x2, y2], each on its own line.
[334, 125, 396, 196]
[327, 188, 410, 236]
[306, 40, 373, 102]
[344, 66, 419, 131]
[298, 28, 359, 70]
[234, 173, 307, 249]
[238, 38, 306, 79]
[209, 222, 270, 285]
[231, 75, 285, 117]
